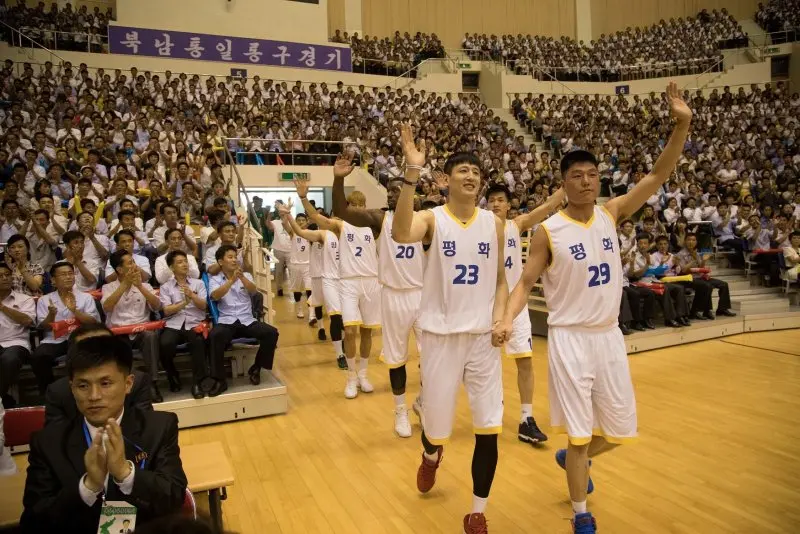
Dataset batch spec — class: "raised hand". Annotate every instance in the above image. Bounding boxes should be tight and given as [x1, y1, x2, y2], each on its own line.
[277, 199, 293, 217]
[104, 420, 130, 481]
[666, 82, 692, 124]
[432, 170, 449, 191]
[293, 177, 310, 198]
[400, 123, 426, 168]
[83, 430, 108, 493]
[333, 153, 354, 179]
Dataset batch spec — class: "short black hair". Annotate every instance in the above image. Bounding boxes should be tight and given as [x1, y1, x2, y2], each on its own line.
[165, 228, 184, 241]
[485, 184, 511, 202]
[109, 249, 130, 272]
[6, 234, 30, 259]
[50, 260, 75, 277]
[444, 152, 482, 175]
[791, 231, 800, 239]
[560, 150, 599, 175]
[655, 235, 669, 243]
[62, 230, 85, 246]
[0, 262, 10, 273]
[635, 232, 651, 242]
[217, 221, 236, 233]
[215, 243, 238, 262]
[67, 323, 113, 344]
[118, 209, 135, 221]
[166, 249, 187, 267]
[2, 199, 18, 210]
[66, 334, 133, 379]
[160, 202, 178, 215]
[114, 229, 135, 243]
[295, 212, 308, 221]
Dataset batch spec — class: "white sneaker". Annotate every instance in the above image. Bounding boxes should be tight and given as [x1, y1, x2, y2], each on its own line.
[357, 369, 374, 393]
[344, 375, 358, 399]
[295, 303, 304, 319]
[394, 406, 412, 438]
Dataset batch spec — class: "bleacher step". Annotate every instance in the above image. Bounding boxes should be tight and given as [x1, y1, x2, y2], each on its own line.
[730, 297, 790, 314]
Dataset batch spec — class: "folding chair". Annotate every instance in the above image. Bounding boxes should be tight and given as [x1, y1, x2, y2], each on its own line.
[3, 406, 46, 447]
[182, 487, 197, 519]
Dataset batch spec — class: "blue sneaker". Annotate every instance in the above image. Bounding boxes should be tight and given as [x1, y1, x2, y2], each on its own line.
[572, 512, 597, 533]
[555, 449, 594, 494]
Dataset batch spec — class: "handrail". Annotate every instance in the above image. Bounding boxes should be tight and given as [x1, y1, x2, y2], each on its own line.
[0, 20, 68, 66]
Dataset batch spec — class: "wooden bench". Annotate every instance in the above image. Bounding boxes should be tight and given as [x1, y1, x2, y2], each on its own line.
[0, 441, 234, 531]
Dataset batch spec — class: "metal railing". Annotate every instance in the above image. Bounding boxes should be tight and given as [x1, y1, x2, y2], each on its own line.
[16, 27, 108, 53]
[351, 57, 415, 77]
[503, 57, 723, 82]
[0, 20, 67, 66]
[219, 138, 351, 166]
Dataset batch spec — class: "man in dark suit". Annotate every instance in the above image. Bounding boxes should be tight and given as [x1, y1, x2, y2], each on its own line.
[44, 324, 154, 427]
[21, 330, 187, 533]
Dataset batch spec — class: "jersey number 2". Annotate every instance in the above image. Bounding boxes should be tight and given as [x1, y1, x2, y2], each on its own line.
[396, 245, 415, 259]
[588, 263, 610, 287]
[355, 246, 363, 257]
[453, 264, 479, 285]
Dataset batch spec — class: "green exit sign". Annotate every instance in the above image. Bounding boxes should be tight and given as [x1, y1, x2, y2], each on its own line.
[458, 62, 471, 69]
[279, 172, 310, 181]
[764, 46, 781, 55]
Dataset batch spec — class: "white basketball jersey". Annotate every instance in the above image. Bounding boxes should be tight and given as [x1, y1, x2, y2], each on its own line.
[272, 224, 291, 252]
[417, 206, 499, 335]
[541, 206, 622, 329]
[339, 221, 378, 278]
[320, 230, 340, 279]
[309, 238, 323, 278]
[290, 234, 310, 264]
[378, 211, 425, 290]
[503, 220, 524, 288]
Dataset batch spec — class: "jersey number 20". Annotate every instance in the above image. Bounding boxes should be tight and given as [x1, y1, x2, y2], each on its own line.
[588, 263, 611, 287]
[453, 264, 479, 285]
[396, 245, 415, 259]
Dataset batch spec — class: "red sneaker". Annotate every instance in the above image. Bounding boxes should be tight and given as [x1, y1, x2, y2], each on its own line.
[463, 513, 488, 533]
[416, 449, 442, 493]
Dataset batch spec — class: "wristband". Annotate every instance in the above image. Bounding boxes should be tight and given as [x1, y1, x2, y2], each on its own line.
[406, 164, 424, 171]
[298, 195, 307, 200]
[400, 178, 417, 187]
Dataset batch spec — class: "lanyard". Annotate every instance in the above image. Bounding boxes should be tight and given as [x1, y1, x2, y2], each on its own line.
[82, 421, 146, 469]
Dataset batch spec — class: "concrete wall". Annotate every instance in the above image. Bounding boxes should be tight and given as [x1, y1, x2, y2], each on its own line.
[235, 165, 387, 209]
[116, 0, 330, 46]
[489, 60, 772, 107]
[790, 44, 800, 94]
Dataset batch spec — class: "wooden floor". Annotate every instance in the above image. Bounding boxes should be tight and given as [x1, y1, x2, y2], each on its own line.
[180, 298, 800, 534]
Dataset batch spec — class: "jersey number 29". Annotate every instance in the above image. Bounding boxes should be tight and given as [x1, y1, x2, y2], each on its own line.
[453, 264, 479, 285]
[588, 263, 611, 287]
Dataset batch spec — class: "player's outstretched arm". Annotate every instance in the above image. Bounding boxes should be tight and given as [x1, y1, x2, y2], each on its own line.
[393, 123, 434, 244]
[606, 82, 692, 221]
[497, 226, 550, 340]
[491, 216, 509, 347]
[514, 188, 566, 233]
[277, 201, 324, 243]
[330, 153, 384, 233]
[293, 178, 342, 236]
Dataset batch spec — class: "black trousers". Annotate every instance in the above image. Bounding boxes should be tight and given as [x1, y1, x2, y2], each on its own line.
[117, 332, 159, 381]
[0, 345, 31, 396]
[30, 341, 69, 393]
[680, 280, 712, 315]
[719, 238, 746, 268]
[159, 327, 207, 383]
[708, 277, 732, 312]
[660, 283, 688, 322]
[209, 320, 279, 380]
[621, 286, 656, 323]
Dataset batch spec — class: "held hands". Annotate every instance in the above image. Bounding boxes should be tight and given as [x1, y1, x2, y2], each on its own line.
[666, 82, 692, 124]
[492, 320, 511, 348]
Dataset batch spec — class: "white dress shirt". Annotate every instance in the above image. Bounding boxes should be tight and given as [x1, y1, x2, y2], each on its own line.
[159, 278, 207, 329]
[78, 410, 135, 506]
[210, 272, 255, 325]
[152, 225, 195, 251]
[36, 291, 101, 344]
[154, 253, 200, 285]
[0, 291, 36, 350]
[104, 254, 152, 279]
[100, 281, 159, 328]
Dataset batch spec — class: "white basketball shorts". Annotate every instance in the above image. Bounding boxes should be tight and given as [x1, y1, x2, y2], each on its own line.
[309, 277, 324, 307]
[503, 308, 533, 359]
[321, 277, 342, 315]
[379, 286, 422, 368]
[288, 263, 311, 292]
[547, 325, 638, 446]
[418, 331, 503, 445]
[340, 276, 382, 328]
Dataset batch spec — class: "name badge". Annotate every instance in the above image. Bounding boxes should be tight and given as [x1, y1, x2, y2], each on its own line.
[97, 501, 137, 534]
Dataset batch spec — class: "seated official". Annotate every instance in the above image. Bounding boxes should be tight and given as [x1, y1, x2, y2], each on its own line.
[203, 221, 250, 276]
[104, 230, 152, 284]
[629, 234, 690, 328]
[102, 250, 163, 402]
[676, 233, 736, 319]
[159, 250, 209, 399]
[108, 209, 149, 255]
[62, 230, 100, 292]
[209, 245, 279, 391]
[152, 202, 196, 255]
[32, 261, 101, 394]
[0, 262, 36, 408]
[21, 335, 187, 533]
[45, 324, 154, 427]
[155, 228, 200, 285]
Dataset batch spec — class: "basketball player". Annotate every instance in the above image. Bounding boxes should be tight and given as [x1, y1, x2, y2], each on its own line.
[276, 191, 347, 369]
[499, 82, 692, 534]
[281, 212, 312, 320]
[485, 183, 565, 445]
[392, 124, 507, 534]
[330, 154, 425, 438]
[287, 187, 379, 398]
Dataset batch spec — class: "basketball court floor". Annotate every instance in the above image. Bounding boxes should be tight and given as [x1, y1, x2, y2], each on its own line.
[180, 298, 800, 533]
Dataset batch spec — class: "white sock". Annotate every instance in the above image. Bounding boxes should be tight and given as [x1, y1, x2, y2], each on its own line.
[471, 495, 488, 515]
[423, 449, 440, 462]
[520, 403, 533, 423]
[359, 358, 369, 371]
[393, 394, 406, 408]
[346, 357, 357, 374]
[572, 500, 587, 514]
[333, 340, 343, 355]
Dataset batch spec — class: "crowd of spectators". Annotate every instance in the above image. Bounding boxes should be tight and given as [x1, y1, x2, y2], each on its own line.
[0, 1, 112, 52]
[464, 9, 745, 81]
[331, 30, 445, 75]
[755, 0, 800, 42]
[0, 59, 284, 409]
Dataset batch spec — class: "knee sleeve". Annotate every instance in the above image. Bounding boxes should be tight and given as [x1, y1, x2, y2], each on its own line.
[472, 434, 499, 498]
[293, 292, 302, 302]
[330, 314, 344, 341]
[389, 365, 407, 392]
[306, 289, 312, 299]
[315, 306, 323, 320]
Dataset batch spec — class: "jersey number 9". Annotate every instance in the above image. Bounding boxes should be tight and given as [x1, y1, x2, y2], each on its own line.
[453, 264, 479, 285]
